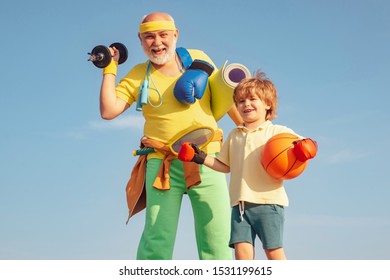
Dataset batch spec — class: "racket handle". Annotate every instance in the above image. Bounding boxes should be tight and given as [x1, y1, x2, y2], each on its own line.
[133, 147, 155, 156]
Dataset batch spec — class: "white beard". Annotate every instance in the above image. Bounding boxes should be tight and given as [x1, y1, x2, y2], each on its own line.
[146, 40, 177, 65]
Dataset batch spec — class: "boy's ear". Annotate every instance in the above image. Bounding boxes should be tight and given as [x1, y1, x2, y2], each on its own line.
[265, 104, 271, 110]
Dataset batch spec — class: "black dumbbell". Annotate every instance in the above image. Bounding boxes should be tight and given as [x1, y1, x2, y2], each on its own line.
[88, 42, 128, 68]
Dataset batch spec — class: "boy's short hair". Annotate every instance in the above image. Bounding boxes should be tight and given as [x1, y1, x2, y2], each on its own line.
[233, 69, 278, 120]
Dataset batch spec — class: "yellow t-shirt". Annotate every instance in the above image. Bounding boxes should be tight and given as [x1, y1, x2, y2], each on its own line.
[217, 121, 300, 207]
[115, 49, 220, 158]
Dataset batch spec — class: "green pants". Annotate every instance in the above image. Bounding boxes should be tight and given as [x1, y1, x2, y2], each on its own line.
[136, 158, 232, 260]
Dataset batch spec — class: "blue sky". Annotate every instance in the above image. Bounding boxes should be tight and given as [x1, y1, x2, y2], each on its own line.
[0, 0, 389, 260]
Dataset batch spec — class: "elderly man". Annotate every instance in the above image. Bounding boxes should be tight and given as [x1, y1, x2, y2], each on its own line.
[99, 12, 234, 260]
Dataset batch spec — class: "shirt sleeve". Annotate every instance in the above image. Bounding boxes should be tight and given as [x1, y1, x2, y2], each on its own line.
[216, 130, 233, 166]
[115, 63, 147, 106]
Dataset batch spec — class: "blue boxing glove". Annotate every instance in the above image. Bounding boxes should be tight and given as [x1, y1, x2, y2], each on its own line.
[174, 59, 214, 104]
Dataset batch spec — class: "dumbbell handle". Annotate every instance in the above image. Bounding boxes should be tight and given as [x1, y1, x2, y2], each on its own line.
[88, 52, 106, 62]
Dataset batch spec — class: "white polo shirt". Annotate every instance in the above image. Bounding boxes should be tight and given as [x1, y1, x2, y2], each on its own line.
[217, 120, 298, 207]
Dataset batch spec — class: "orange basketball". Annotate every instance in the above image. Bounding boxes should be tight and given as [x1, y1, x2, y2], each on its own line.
[261, 133, 308, 180]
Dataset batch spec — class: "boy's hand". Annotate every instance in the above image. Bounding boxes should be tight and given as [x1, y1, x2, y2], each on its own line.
[293, 138, 318, 161]
[178, 142, 206, 164]
[178, 142, 195, 161]
[191, 143, 207, 164]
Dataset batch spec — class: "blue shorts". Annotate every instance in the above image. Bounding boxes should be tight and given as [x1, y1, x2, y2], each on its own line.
[229, 202, 285, 250]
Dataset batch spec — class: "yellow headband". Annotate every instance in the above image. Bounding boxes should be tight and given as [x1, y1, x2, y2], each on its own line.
[139, 20, 176, 33]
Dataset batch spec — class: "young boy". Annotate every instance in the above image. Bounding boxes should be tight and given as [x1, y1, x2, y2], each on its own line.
[178, 70, 317, 260]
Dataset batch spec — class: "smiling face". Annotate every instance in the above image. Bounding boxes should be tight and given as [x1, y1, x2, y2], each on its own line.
[233, 72, 279, 129]
[139, 29, 178, 65]
[138, 12, 178, 66]
[236, 92, 271, 129]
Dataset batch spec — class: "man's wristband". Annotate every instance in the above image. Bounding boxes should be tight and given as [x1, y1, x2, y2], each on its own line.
[103, 60, 118, 76]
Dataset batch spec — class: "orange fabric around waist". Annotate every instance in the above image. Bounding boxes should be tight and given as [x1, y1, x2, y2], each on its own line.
[141, 138, 201, 190]
[125, 129, 223, 222]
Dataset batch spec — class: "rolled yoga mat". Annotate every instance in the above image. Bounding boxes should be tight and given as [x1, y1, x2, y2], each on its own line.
[209, 61, 251, 121]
